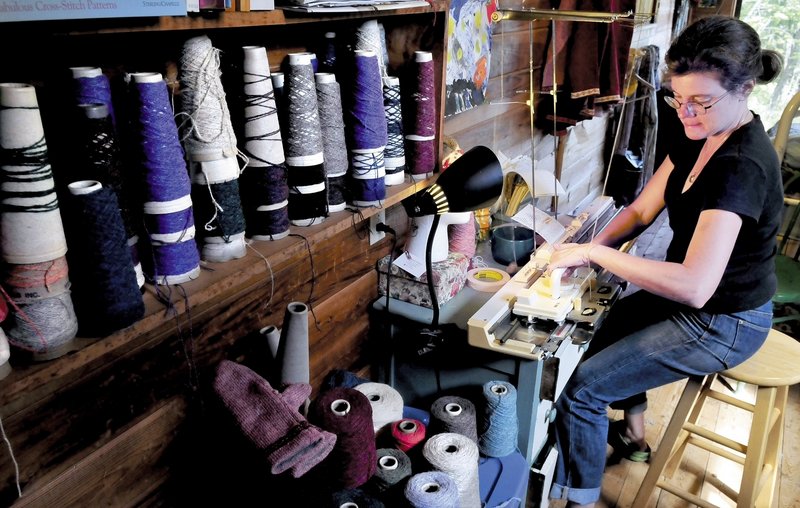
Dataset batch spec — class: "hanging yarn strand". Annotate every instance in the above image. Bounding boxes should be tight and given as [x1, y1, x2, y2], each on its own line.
[179, 35, 247, 262]
[128, 72, 200, 285]
[240, 45, 290, 241]
[284, 52, 328, 226]
[315, 72, 348, 212]
[405, 51, 437, 180]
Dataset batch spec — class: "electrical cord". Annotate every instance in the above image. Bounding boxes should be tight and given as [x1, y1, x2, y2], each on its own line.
[376, 222, 398, 320]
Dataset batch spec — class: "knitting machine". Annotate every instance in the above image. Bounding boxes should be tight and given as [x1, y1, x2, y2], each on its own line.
[467, 195, 624, 361]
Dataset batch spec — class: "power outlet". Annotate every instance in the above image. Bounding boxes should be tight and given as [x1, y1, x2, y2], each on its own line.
[368, 210, 386, 245]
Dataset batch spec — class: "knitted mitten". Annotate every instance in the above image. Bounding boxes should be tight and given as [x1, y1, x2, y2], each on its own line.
[213, 359, 336, 477]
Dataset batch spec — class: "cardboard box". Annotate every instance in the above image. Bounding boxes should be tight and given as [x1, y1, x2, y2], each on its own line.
[377, 252, 470, 308]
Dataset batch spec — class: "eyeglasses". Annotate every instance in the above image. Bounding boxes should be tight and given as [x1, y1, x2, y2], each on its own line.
[663, 90, 732, 115]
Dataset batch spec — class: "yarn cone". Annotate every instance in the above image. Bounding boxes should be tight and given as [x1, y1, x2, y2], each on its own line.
[276, 301, 310, 386]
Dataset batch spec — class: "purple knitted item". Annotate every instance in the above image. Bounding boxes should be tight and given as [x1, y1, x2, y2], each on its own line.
[213, 360, 336, 477]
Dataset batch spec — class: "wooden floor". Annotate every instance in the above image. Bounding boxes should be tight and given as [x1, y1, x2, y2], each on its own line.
[593, 379, 800, 507]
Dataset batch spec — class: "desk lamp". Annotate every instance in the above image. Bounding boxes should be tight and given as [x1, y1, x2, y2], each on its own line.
[402, 145, 503, 327]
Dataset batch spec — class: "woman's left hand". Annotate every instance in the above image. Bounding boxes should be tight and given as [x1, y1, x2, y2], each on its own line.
[548, 242, 595, 270]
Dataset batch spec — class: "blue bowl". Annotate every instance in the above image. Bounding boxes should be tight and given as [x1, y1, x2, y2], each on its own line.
[491, 226, 535, 266]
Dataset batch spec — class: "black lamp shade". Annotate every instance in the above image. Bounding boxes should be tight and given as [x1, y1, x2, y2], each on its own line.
[405, 145, 503, 217]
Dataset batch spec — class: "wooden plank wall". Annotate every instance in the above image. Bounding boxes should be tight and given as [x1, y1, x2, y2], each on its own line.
[0, 1, 681, 504]
[0, 202, 410, 506]
[444, 0, 677, 215]
[0, 12, 434, 506]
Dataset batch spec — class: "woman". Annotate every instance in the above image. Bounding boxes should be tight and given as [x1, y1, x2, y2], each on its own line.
[547, 16, 784, 508]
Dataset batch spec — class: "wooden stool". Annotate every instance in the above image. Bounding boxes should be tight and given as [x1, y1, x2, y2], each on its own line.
[633, 329, 800, 508]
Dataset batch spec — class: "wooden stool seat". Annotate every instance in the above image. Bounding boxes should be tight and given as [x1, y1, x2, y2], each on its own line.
[633, 329, 800, 508]
[721, 330, 800, 386]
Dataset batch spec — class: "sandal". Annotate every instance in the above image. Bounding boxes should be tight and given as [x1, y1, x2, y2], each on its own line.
[607, 419, 651, 463]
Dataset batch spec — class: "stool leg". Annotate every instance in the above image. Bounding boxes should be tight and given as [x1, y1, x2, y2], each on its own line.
[632, 376, 706, 508]
[664, 374, 717, 477]
[738, 385, 777, 508]
[754, 385, 787, 508]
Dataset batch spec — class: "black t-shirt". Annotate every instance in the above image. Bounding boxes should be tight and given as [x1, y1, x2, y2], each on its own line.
[665, 114, 783, 313]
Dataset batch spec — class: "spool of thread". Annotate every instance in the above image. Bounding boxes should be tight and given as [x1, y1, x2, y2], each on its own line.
[70, 66, 116, 127]
[270, 71, 288, 141]
[354, 381, 404, 434]
[323, 369, 370, 390]
[346, 50, 387, 207]
[309, 387, 377, 489]
[390, 418, 426, 452]
[315, 72, 348, 212]
[369, 448, 412, 493]
[189, 172, 247, 262]
[466, 267, 510, 293]
[320, 31, 338, 74]
[448, 212, 476, 259]
[4, 291, 79, 361]
[1, 257, 70, 303]
[328, 488, 385, 508]
[179, 35, 239, 161]
[479, 380, 519, 457]
[0, 82, 68, 264]
[180, 36, 247, 262]
[354, 19, 387, 77]
[422, 433, 481, 508]
[382, 76, 406, 186]
[430, 396, 478, 443]
[285, 52, 327, 226]
[73, 103, 143, 287]
[63, 180, 144, 337]
[404, 471, 460, 508]
[129, 72, 201, 285]
[259, 324, 281, 360]
[240, 46, 290, 241]
[0, 329, 10, 381]
[405, 51, 436, 181]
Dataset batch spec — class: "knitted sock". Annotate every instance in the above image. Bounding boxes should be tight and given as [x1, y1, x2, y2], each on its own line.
[213, 360, 336, 477]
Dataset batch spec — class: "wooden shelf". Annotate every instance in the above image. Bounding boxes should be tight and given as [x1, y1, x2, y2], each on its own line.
[0, 175, 434, 413]
[0, 2, 447, 36]
[0, 5, 448, 501]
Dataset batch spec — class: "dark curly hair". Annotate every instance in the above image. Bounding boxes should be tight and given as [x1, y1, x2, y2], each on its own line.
[665, 15, 783, 91]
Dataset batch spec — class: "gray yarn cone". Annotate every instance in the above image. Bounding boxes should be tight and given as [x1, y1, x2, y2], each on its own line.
[260, 324, 281, 360]
[276, 302, 310, 386]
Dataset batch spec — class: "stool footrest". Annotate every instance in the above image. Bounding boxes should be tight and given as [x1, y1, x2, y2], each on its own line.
[686, 435, 746, 465]
[707, 389, 755, 412]
[656, 479, 721, 508]
[684, 422, 747, 455]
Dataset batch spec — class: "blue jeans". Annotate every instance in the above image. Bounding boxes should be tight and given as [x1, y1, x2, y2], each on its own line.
[549, 291, 772, 505]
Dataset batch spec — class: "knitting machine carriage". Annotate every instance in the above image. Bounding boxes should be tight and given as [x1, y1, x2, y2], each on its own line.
[467, 195, 624, 361]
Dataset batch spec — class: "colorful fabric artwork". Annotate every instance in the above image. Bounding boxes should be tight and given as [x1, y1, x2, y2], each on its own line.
[445, 0, 497, 117]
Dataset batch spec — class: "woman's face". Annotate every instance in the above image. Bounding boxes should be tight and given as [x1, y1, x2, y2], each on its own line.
[670, 72, 747, 140]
